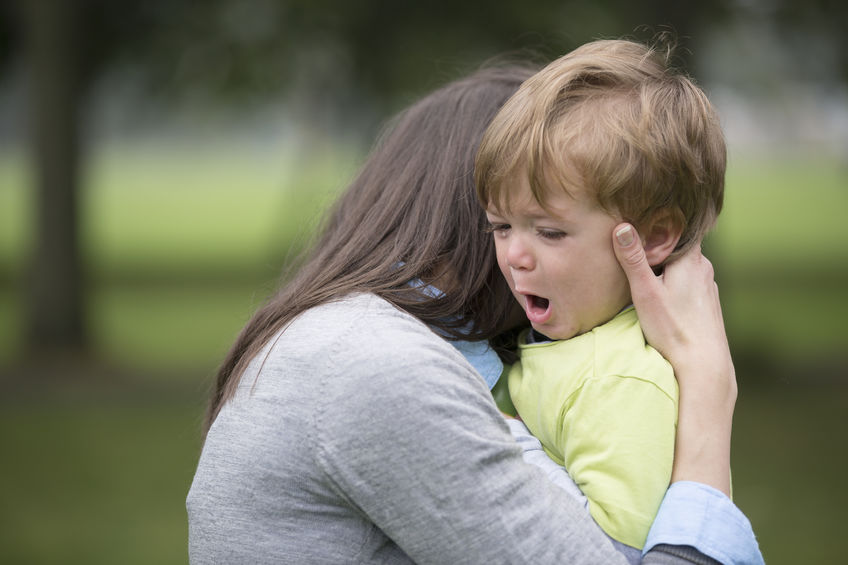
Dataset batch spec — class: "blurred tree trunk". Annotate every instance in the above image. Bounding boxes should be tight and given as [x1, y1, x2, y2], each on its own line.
[22, 0, 87, 356]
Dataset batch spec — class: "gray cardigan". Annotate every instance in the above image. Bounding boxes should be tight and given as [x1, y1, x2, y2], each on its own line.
[187, 293, 720, 564]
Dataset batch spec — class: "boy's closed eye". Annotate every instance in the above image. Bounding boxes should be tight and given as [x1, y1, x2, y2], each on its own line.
[537, 229, 566, 240]
[484, 222, 511, 234]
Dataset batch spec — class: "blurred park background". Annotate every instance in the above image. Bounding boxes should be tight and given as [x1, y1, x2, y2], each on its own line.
[1, 0, 846, 563]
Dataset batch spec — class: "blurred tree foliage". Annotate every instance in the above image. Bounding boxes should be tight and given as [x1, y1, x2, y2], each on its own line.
[2, 0, 846, 362]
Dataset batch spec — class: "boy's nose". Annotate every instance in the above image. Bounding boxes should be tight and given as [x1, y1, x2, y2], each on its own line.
[506, 236, 535, 271]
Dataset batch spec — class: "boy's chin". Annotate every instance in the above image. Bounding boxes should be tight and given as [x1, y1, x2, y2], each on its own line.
[529, 321, 583, 342]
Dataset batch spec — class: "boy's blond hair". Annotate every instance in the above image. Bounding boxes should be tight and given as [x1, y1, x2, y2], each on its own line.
[476, 39, 726, 262]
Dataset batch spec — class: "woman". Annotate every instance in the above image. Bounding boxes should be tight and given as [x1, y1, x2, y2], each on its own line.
[187, 63, 760, 564]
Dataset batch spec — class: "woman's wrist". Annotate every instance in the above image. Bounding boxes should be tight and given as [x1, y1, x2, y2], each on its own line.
[672, 419, 732, 496]
[671, 363, 736, 496]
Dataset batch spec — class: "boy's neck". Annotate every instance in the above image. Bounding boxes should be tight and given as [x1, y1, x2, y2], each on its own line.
[530, 329, 553, 343]
[529, 304, 635, 344]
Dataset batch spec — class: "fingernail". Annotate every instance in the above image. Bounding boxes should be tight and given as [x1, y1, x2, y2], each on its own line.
[615, 225, 634, 247]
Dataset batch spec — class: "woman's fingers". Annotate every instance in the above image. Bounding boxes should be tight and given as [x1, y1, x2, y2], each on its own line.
[612, 223, 674, 359]
[612, 223, 727, 369]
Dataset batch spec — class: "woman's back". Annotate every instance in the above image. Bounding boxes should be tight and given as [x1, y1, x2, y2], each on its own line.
[188, 294, 503, 563]
[188, 295, 425, 563]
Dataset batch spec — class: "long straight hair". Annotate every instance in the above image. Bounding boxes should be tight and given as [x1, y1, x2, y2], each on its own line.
[204, 63, 536, 434]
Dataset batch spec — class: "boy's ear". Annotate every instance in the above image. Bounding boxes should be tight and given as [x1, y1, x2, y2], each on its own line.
[641, 208, 684, 267]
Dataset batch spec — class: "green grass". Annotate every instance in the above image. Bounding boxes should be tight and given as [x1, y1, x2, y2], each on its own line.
[0, 142, 355, 278]
[89, 283, 265, 374]
[0, 287, 23, 362]
[723, 280, 848, 364]
[716, 158, 848, 268]
[0, 394, 205, 565]
[732, 383, 848, 564]
[710, 158, 848, 372]
[0, 141, 356, 372]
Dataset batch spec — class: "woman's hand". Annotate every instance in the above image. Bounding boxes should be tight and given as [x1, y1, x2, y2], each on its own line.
[612, 223, 736, 496]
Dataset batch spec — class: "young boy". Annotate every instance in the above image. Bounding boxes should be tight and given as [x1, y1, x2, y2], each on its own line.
[475, 39, 727, 558]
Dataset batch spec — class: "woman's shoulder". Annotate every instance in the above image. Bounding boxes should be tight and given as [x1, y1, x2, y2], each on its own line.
[291, 292, 435, 343]
[262, 292, 493, 431]
[264, 293, 469, 380]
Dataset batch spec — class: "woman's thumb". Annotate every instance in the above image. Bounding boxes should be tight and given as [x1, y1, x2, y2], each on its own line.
[612, 224, 657, 296]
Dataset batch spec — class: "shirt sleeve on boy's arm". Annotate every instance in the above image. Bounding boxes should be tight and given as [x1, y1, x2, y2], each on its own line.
[561, 374, 677, 550]
[644, 481, 764, 565]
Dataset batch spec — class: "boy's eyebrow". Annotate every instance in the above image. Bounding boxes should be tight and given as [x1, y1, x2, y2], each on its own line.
[521, 195, 567, 217]
[524, 209, 557, 219]
[489, 202, 570, 222]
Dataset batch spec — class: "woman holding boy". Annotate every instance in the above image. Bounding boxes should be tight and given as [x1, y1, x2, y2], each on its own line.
[188, 44, 761, 564]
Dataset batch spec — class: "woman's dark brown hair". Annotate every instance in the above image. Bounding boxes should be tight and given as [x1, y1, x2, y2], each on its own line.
[204, 63, 537, 434]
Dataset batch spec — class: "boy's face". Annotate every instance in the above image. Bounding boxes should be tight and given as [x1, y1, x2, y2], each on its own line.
[485, 175, 631, 341]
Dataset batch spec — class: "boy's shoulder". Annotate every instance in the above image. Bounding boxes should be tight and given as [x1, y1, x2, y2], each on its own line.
[515, 307, 677, 397]
[591, 307, 677, 394]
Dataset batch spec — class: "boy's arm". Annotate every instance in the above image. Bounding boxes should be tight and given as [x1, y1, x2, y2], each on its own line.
[491, 368, 517, 416]
[561, 375, 677, 550]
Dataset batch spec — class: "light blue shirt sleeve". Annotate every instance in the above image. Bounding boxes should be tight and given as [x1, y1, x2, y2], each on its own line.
[644, 481, 764, 565]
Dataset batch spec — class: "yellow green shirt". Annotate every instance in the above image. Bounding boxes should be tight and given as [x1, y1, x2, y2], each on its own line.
[508, 306, 678, 550]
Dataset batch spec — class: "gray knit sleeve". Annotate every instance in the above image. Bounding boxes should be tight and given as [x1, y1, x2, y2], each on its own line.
[312, 304, 649, 564]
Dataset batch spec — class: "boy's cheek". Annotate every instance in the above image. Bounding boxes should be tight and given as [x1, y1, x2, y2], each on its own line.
[496, 260, 515, 291]
[494, 249, 511, 278]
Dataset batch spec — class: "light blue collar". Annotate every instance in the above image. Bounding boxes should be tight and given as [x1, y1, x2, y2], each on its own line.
[408, 277, 504, 390]
[447, 338, 504, 390]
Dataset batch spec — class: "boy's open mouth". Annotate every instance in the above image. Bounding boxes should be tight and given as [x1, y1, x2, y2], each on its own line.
[524, 294, 552, 324]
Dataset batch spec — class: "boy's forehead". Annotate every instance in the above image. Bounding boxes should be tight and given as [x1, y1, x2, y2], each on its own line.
[488, 176, 587, 220]
[486, 171, 538, 212]
[491, 166, 584, 211]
